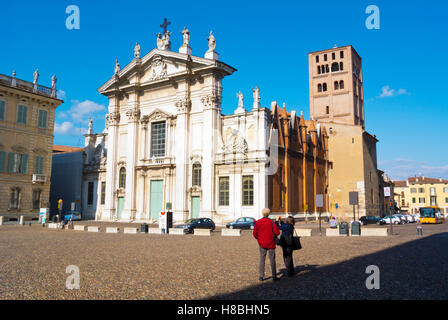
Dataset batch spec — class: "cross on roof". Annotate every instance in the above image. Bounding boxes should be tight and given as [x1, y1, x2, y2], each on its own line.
[160, 18, 171, 34]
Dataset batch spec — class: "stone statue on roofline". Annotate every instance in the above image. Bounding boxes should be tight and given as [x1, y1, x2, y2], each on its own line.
[207, 31, 216, 52]
[114, 59, 121, 75]
[134, 42, 141, 59]
[33, 69, 39, 84]
[181, 27, 190, 46]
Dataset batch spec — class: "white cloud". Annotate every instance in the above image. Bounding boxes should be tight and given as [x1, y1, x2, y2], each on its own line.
[378, 86, 409, 98]
[57, 90, 66, 100]
[54, 121, 87, 136]
[379, 158, 448, 181]
[67, 100, 106, 123]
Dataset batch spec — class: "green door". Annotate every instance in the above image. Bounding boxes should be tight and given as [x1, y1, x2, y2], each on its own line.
[191, 196, 200, 218]
[117, 197, 124, 219]
[150, 180, 164, 221]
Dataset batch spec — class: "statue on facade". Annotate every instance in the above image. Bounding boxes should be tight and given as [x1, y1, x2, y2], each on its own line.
[181, 27, 190, 46]
[253, 87, 260, 103]
[114, 59, 121, 74]
[236, 91, 244, 108]
[134, 42, 141, 59]
[207, 31, 216, 52]
[88, 118, 93, 135]
[33, 69, 39, 84]
[51, 75, 57, 89]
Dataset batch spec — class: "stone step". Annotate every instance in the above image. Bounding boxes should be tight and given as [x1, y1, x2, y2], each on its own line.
[74, 225, 86, 231]
[221, 228, 241, 236]
[106, 227, 120, 233]
[168, 228, 184, 235]
[194, 229, 211, 236]
[294, 228, 312, 237]
[361, 228, 388, 236]
[148, 228, 163, 234]
[123, 228, 139, 234]
[87, 226, 100, 232]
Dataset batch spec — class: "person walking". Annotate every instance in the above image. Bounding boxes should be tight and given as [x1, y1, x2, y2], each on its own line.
[253, 208, 280, 282]
[276, 216, 296, 277]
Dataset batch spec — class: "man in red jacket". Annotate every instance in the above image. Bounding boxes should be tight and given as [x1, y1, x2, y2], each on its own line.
[253, 208, 280, 281]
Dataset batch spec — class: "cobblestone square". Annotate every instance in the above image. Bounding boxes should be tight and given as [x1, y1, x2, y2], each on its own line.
[0, 222, 447, 299]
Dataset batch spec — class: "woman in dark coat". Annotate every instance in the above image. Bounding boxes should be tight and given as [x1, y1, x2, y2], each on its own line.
[276, 216, 295, 277]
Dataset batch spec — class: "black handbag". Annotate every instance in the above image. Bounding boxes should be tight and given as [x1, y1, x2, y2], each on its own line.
[272, 221, 282, 245]
[291, 228, 302, 250]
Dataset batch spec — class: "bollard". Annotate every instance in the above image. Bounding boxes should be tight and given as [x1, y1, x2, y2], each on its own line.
[417, 225, 423, 236]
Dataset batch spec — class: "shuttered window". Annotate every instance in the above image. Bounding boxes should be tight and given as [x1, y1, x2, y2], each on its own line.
[242, 175, 254, 206]
[17, 105, 28, 125]
[8, 153, 28, 174]
[0, 100, 5, 121]
[34, 156, 44, 174]
[219, 177, 229, 206]
[38, 110, 48, 128]
[0, 151, 6, 172]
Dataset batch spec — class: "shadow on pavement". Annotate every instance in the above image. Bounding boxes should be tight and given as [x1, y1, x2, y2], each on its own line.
[209, 232, 448, 300]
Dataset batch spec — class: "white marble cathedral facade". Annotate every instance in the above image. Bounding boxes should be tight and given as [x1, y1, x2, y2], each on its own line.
[95, 26, 275, 224]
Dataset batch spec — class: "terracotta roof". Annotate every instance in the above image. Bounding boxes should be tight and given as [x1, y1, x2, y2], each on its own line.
[408, 176, 448, 184]
[393, 180, 407, 187]
[53, 145, 85, 154]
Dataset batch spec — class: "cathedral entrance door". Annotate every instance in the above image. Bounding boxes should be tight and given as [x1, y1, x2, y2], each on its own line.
[117, 197, 124, 219]
[191, 196, 200, 218]
[150, 180, 164, 221]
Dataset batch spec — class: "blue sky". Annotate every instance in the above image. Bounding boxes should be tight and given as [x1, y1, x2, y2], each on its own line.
[1, 0, 447, 180]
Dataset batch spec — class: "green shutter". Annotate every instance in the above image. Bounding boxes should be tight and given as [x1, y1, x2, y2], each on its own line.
[17, 106, 23, 123]
[22, 106, 28, 125]
[0, 101, 5, 121]
[0, 151, 5, 172]
[42, 110, 47, 128]
[22, 154, 28, 174]
[8, 152, 14, 173]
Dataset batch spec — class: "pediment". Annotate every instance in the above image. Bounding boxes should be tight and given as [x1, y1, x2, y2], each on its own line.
[140, 108, 173, 123]
[98, 49, 236, 93]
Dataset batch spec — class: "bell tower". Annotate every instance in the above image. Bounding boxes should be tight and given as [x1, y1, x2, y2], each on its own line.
[308, 45, 365, 128]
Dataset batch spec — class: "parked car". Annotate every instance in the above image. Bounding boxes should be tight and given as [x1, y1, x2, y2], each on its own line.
[63, 211, 82, 221]
[175, 218, 216, 233]
[359, 216, 384, 225]
[380, 216, 401, 225]
[405, 214, 415, 223]
[226, 217, 256, 230]
[395, 214, 408, 224]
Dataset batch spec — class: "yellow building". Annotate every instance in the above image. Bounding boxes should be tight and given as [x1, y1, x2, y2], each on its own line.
[393, 176, 448, 215]
[309, 45, 382, 218]
[0, 71, 62, 220]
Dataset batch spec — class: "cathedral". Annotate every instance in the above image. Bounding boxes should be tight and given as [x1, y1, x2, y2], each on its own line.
[86, 23, 332, 224]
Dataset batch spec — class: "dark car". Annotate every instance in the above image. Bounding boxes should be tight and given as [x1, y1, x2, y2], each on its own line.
[226, 217, 256, 230]
[359, 216, 384, 225]
[176, 218, 216, 233]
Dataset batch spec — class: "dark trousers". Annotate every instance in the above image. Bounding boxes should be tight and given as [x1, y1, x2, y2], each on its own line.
[259, 247, 276, 278]
[282, 246, 294, 276]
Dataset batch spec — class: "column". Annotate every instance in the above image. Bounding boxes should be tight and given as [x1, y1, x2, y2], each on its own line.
[104, 109, 120, 220]
[174, 99, 190, 222]
[123, 95, 140, 221]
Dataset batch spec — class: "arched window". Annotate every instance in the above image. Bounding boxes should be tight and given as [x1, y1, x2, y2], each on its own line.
[119, 167, 126, 188]
[331, 62, 339, 72]
[192, 162, 201, 187]
[317, 83, 322, 92]
[317, 66, 321, 74]
[339, 62, 343, 71]
[339, 80, 344, 89]
[334, 81, 339, 90]
[326, 106, 330, 114]
[325, 65, 329, 73]
[323, 83, 327, 92]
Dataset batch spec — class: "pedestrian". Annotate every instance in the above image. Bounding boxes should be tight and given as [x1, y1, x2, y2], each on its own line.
[276, 216, 296, 277]
[253, 208, 280, 282]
